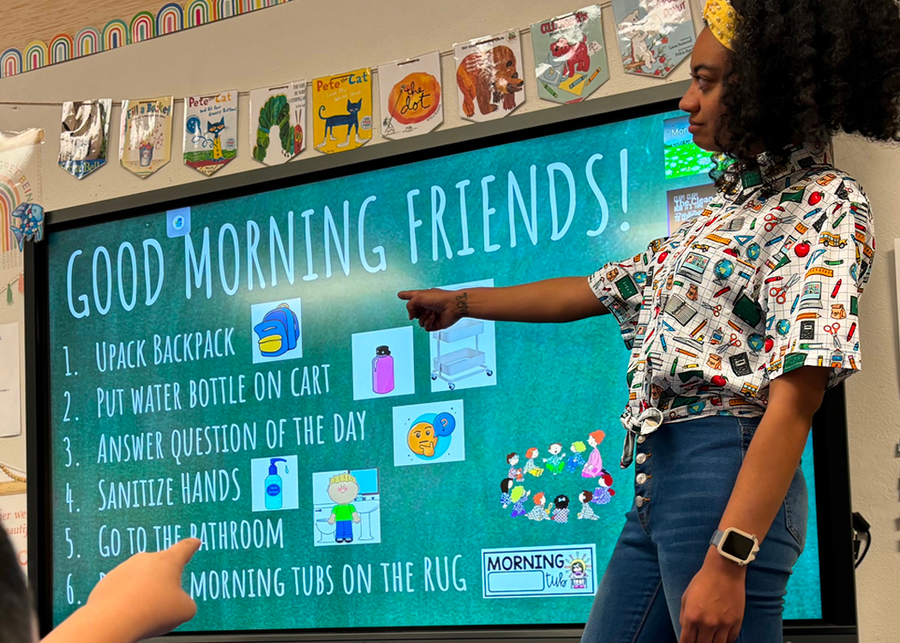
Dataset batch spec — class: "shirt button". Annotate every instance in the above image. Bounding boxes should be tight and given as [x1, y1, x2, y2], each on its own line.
[636, 473, 648, 485]
[637, 435, 647, 444]
[636, 496, 645, 508]
[636, 453, 647, 465]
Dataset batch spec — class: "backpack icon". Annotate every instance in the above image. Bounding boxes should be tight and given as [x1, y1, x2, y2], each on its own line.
[254, 303, 300, 357]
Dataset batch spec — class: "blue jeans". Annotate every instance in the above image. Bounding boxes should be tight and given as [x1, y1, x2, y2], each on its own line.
[582, 415, 807, 643]
[336, 520, 353, 541]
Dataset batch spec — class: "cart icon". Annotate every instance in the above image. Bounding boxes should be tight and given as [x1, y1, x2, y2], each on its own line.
[431, 318, 494, 390]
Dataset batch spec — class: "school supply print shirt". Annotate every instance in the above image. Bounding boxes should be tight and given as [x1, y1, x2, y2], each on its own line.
[589, 142, 874, 428]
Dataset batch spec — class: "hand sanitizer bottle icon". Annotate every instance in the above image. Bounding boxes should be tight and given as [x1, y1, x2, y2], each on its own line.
[265, 458, 288, 510]
[372, 345, 395, 394]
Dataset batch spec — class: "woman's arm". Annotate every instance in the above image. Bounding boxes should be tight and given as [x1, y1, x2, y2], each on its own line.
[679, 366, 828, 643]
[398, 277, 608, 332]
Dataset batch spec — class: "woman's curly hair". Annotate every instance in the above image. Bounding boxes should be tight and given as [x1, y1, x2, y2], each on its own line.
[712, 0, 900, 188]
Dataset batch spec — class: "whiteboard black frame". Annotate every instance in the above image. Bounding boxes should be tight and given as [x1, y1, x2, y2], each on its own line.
[25, 80, 859, 642]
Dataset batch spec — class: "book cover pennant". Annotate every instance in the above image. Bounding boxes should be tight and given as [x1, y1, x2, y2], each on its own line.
[59, 99, 111, 179]
[454, 30, 525, 122]
[184, 91, 238, 176]
[378, 51, 443, 140]
[119, 96, 174, 179]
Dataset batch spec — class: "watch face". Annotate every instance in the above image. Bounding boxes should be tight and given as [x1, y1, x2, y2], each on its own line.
[723, 531, 755, 560]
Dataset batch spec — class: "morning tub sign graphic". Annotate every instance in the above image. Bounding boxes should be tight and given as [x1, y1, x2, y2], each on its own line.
[378, 51, 443, 140]
[313, 68, 373, 154]
[531, 6, 609, 103]
[249, 81, 307, 166]
[454, 30, 525, 122]
[118, 96, 174, 179]
[183, 90, 238, 176]
[611, 0, 696, 78]
[59, 99, 112, 179]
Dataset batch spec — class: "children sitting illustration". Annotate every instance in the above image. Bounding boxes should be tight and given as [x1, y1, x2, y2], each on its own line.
[581, 430, 606, 478]
[578, 490, 601, 520]
[526, 492, 551, 521]
[507, 452, 523, 481]
[523, 447, 544, 477]
[551, 494, 570, 524]
[543, 442, 567, 475]
[500, 478, 513, 508]
[509, 485, 530, 517]
[592, 471, 616, 505]
[565, 441, 587, 473]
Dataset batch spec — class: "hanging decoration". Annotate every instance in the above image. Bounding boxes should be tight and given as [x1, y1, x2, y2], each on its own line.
[10, 203, 44, 250]
[453, 30, 525, 122]
[0, 129, 43, 271]
[611, 0, 696, 78]
[8, 5, 701, 188]
[59, 99, 112, 179]
[3, 274, 23, 306]
[183, 90, 238, 176]
[312, 68, 373, 154]
[378, 51, 443, 140]
[249, 81, 306, 166]
[531, 5, 609, 104]
[119, 96, 174, 179]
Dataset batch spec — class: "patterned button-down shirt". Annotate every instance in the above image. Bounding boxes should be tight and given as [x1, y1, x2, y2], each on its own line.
[589, 142, 874, 429]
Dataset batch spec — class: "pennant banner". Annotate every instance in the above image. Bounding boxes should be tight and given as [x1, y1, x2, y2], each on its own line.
[249, 81, 306, 166]
[184, 90, 238, 177]
[119, 96, 174, 179]
[313, 68, 373, 154]
[454, 30, 525, 122]
[378, 51, 443, 140]
[611, 0, 696, 78]
[59, 99, 112, 179]
[532, 5, 609, 104]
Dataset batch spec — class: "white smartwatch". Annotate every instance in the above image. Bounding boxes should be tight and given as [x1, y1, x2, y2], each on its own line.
[710, 527, 759, 566]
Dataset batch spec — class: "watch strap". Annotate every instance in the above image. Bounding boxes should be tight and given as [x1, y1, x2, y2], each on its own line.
[709, 529, 725, 548]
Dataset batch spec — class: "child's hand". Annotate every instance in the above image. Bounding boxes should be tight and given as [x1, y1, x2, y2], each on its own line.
[86, 538, 200, 640]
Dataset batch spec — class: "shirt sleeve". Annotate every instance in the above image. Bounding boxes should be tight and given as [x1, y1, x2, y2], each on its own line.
[588, 237, 666, 349]
[761, 178, 874, 387]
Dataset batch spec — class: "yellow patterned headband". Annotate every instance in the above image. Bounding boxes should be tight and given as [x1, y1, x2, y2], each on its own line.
[703, 0, 740, 51]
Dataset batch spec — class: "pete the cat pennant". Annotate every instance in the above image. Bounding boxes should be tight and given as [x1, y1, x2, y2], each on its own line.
[183, 91, 238, 176]
[312, 68, 373, 154]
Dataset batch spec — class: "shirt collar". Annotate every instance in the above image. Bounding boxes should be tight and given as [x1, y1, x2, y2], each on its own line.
[739, 140, 831, 190]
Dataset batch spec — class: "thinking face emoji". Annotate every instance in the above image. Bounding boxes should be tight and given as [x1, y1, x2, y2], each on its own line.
[408, 422, 436, 457]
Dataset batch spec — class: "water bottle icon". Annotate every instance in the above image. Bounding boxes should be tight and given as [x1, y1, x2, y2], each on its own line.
[372, 345, 395, 394]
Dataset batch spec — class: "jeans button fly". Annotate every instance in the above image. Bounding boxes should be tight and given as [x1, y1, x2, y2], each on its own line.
[636, 473, 648, 485]
[636, 453, 647, 465]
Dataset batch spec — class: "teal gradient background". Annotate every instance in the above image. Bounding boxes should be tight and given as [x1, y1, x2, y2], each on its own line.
[47, 108, 820, 631]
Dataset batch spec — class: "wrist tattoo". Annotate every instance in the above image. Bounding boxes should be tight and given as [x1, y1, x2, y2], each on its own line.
[455, 292, 469, 317]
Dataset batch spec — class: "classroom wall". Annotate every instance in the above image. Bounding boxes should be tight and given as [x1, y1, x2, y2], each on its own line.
[0, 1, 898, 641]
